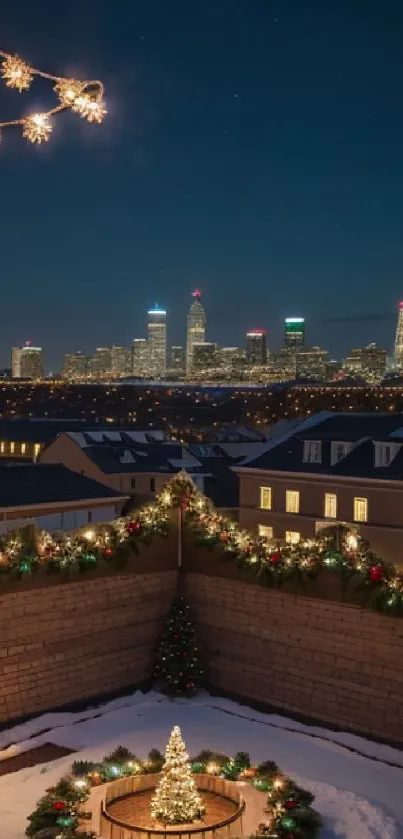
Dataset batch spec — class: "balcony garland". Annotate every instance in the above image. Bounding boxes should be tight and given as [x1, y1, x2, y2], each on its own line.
[26, 744, 322, 839]
[0, 472, 402, 615]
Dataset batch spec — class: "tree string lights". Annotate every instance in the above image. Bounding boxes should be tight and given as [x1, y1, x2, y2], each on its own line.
[1, 472, 403, 615]
[26, 742, 322, 839]
[0, 49, 106, 144]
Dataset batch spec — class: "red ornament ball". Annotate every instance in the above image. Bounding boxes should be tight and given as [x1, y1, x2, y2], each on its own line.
[128, 521, 141, 534]
[105, 547, 113, 556]
[219, 532, 229, 542]
[269, 551, 281, 565]
[285, 800, 297, 809]
[369, 565, 384, 583]
[52, 801, 66, 811]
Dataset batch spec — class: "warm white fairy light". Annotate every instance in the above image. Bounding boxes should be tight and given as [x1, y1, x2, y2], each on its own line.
[54, 78, 84, 106]
[1, 54, 33, 91]
[0, 48, 105, 144]
[72, 93, 107, 123]
[22, 113, 52, 144]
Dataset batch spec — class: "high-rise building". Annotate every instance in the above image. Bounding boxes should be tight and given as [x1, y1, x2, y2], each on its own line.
[284, 317, 305, 350]
[344, 344, 387, 382]
[246, 330, 267, 366]
[394, 301, 403, 370]
[186, 290, 206, 373]
[170, 345, 185, 375]
[132, 338, 149, 377]
[111, 345, 132, 377]
[11, 342, 44, 379]
[192, 342, 218, 372]
[90, 347, 112, 378]
[296, 346, 329, 380]
[147, 306, 167, 378]
[62, 351, 89, 379]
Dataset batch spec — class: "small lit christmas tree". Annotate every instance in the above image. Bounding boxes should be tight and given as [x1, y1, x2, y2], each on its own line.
[153, 595, 204, 695]
[151, 726, 205, 824]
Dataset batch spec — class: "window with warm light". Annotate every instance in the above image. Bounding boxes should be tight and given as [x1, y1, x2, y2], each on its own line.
[34, 443, 41, 458]
[0, 442, 4, 454]
[21, 442, 26, 454]
[285, 531, 300, 545]
[354, 497, 368, 523]
[259, 486, 272, 510]
[10, 441, 15, 454]
[286, 490, 299, 513]
[258, 524, 274, 540]
[324, 493, 337, 519]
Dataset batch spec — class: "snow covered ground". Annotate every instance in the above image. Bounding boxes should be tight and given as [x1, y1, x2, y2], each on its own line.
[0, 690, 402, 839]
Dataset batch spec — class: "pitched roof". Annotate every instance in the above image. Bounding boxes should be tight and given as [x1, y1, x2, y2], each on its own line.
[0, 464, 126, 509]
[62, 432, 204, 475]
[237, 412, 403, 482]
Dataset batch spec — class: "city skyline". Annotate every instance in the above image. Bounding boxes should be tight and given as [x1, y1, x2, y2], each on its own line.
[8, 293, 402, 375]
[2, 2, 403, 368]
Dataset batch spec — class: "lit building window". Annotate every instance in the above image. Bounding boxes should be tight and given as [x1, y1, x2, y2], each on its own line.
[354, 497, 368, 523]
[286, 490, 300, 513]
[10, 441, 15, 454]
[34, 443, 41, 457]
[259, 486, 272, 510]
[286, 531, 300, 545]
[0, 442, 4, 454]
[258, 524, 274, 540]
[324, 493, 337, 519]
[21, 442, 26, 454]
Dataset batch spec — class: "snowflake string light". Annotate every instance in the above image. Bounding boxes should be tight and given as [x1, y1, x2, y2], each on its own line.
[0, 48, 105, 145]
[1, 53, 33, 91]
[72, 93, 107, 123]
[22, 113, 53, 144]
[54, 78, 84, 106]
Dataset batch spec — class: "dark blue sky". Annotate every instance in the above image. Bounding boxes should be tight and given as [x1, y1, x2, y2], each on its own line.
[2, 1, 403, 370]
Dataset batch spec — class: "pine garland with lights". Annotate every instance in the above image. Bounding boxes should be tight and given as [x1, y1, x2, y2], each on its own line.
[153, 594, 204, 695]
[0, 49, 105, 144]
[151, 726, 205, 824]
[26, 739, 321, 839]
[0, 471, 402, 616]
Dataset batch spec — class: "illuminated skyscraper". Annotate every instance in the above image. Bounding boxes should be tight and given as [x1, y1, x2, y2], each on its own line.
[186, 290, 206, 373]
[394, 302, 403, 370]
[284, 317, 305, 350]
[147, 305, 167, 378]
[63, 351, 89, 379]
[11, 342, 44, 379]
[132, 338, 148, 377]
[170, 345, 185, 374]
[111, 345, 132, 377]
[246, 330, 267, 365]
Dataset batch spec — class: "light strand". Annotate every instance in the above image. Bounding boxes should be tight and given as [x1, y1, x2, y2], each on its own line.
[0, 49, 106, 144]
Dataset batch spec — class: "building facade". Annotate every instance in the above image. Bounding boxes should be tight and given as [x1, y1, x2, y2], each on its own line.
[11, 343, 44, 379]
[170, 345, 185, 375]
[186, 290, 206, 373]
[90, 347, 112, 378]
[63, 352, 89, 379]
[394, 301, 403, 370]
[246, 330, 267, 366]
[284, 317, 305, 350]
[235, 411, 403, 566]
[132, 338, 148, 377]
[192, 342, 218, 372]
[147, 307, 167, 378]
[111, 345, 132, 377]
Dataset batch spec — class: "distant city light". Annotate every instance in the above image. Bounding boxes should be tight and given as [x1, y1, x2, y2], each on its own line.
[192, 289, 201, 298]
[247, 330, 266, 336]
[148, 309, 167, 315]
[285, 317, 305, 323]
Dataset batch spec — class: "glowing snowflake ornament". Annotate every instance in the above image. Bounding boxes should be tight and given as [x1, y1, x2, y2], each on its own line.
[23, 113, 53, 144]
[1, 54, 33, 91]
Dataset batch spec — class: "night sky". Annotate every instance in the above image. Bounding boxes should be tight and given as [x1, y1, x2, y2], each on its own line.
[2, 1, 403, 371]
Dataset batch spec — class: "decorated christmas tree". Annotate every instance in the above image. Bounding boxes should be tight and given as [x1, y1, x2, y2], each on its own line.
[151, 726, 205, 824]
[153, 595, 204, 695]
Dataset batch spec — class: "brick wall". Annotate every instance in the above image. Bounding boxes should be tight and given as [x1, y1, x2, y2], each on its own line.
[183, 542, 403, 745]
[0, 536, 177, 723]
